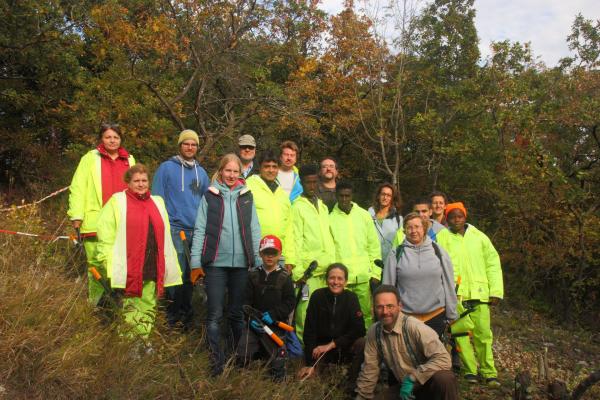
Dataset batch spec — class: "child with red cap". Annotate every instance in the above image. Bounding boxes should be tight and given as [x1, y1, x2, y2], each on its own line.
[236, 235, 296, 381]
[437, 202, 504, 388]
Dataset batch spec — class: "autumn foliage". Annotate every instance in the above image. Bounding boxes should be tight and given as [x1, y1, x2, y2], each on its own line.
[1, 0, 599, 331]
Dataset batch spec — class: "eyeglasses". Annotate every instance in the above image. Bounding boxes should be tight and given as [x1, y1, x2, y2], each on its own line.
[375, 304, 398, 312]
[181, 143, 198, 147]
[239, 145, 255, 150]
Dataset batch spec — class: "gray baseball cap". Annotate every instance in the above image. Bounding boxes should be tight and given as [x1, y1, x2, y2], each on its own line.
[238, 134, 256, 147]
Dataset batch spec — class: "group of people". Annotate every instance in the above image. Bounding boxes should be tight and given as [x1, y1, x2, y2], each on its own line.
[68, 125, 504, 399]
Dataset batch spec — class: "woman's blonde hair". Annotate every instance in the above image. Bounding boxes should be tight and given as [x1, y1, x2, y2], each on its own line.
[211, 153, 242, 183]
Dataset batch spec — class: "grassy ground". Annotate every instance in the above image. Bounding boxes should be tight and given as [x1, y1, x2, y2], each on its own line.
[0, 206, 598, 399]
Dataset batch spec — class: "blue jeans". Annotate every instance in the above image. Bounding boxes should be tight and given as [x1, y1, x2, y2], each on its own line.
[166, 229, 194, 328]
[204, 266, 248, 374]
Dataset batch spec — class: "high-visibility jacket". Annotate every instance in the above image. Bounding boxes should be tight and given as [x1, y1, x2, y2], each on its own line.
[291, 196, 335, 281]
[245, 175, 295, 265]
[436, 224, 503, 301]
[68, 149, 136, 233]
[329, 203, 381, 284]
[96, 191, 182, 290]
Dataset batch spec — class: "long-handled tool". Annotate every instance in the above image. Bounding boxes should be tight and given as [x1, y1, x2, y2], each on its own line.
[88, 266, 118, 308]
[179, 230, 192, 266]
[180, 230, 207, 304]
[243, 305, 286, 347]
[294, 260, 318, 312]
[371, 259, 384, 293]
[244, 305, 294, 332]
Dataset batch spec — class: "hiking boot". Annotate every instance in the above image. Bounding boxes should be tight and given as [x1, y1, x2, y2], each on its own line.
[464, 374, 478, 384]
[486, 377, 501, 388]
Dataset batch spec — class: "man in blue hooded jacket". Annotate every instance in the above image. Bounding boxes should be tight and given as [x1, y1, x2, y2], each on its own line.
[152, 129, 209, 329]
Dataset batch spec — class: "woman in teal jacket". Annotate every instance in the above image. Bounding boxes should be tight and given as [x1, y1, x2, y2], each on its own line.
[67, 123, 135, 305]
[190, 153, 261, 376]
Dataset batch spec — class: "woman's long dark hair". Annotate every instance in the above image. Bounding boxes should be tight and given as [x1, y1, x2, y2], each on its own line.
[372, 182, 402, 214]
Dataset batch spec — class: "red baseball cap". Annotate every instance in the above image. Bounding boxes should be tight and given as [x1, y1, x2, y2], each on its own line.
[259, 235, 282, 253]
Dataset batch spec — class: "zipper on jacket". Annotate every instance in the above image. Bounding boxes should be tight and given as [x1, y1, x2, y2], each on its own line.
[229, 190, 235, 267]
[330, 295, 337, 333]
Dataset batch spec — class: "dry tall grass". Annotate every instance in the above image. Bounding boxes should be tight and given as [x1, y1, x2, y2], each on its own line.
[0, 207, 342, 399]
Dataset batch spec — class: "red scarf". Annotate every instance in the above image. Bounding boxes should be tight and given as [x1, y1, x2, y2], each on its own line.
[125, 190, 166, 297]
[98, 144, 130, 205]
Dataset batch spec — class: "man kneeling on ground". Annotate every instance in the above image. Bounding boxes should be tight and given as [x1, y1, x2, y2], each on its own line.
[355, 285, 459, 400]
[236, 235, 296, 381]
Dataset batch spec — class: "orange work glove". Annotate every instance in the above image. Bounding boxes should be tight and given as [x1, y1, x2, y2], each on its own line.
[190, 268, 205, 285]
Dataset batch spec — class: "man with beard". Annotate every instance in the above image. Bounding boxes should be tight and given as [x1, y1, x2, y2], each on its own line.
[290, 164, 335, 341]
[355, 285, 459, 400]
[152, 129, 209, 329]
[317, 157, 338, 212]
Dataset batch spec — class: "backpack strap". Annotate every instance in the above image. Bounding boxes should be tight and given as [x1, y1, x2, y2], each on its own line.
[402, 315, 421, 368]
[375, 322, 390, 370]
[395, 244, 405, 263]
[275, 268, 290, 290]
[431, 241, 443, 264]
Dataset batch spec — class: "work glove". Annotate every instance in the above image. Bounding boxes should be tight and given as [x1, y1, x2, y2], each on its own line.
[190, 267, 205, 285]
[250, 320, 264, 333]
[398, 375, 415, 400]
[261, 311, 274, 325]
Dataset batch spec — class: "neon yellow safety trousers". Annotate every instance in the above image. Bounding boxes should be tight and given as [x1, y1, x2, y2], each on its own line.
[121, 281, 157, 339]
[84, 238, 105, 306]
[347, 281, 373, 330]
[294, 275, 326, 343]
[455, 302, 497, 378]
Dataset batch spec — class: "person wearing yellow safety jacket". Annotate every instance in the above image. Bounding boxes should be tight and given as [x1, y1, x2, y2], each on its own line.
[245, 149, 296, 270]
[68, 123, 135, 306]
[290, 164, 336, 342]
[436, 202, 503, 388]
[96, 165, 182, 339]
[329, 181, 382, 328]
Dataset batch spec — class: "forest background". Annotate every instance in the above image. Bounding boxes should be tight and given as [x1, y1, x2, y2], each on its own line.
[0, 1, 599, 394]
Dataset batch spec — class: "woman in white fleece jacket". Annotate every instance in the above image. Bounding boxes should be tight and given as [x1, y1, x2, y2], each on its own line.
[382, 212, 458, 337]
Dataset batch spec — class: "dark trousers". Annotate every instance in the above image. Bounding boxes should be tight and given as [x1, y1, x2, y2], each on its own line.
[425, 313, 461, 371]
[425, 312, 447, 339]
[380, 370, 459, 400]
[237, 325, 287, 379]
[166, 229, 193, 329]
[204, 266, 248, 375]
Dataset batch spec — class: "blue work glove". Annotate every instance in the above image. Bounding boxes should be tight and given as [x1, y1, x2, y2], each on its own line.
[398, 375, 415, 400]
[250, 320, 264, 333]
[261, 311, 274, 325]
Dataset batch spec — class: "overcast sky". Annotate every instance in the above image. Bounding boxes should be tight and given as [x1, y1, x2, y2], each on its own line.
[318, 0, 599, 66]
